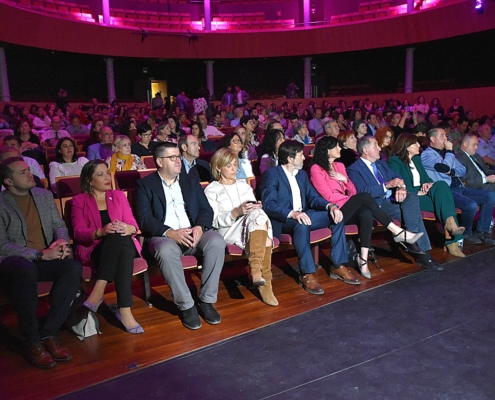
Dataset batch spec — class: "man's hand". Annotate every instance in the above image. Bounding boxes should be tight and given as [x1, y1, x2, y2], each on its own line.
[166, 228, 194, 247]
[487, 175, 495, 183]
[291, 211, 312, 225]
[395, 188, 407, 202]
[191, 226, 203, 247]
[444, 140, 453, 151]
[329, 207, 343, 224]
[386, 178, 404, 189]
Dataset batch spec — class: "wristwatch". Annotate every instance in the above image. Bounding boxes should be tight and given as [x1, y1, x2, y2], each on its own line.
[36, 251, 44, 261]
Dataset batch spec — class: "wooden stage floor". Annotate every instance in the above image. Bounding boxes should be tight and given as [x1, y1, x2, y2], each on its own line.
[0, 235, 487, 400]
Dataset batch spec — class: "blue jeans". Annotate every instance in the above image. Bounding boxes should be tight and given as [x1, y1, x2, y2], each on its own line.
[451, 186, 495, 234]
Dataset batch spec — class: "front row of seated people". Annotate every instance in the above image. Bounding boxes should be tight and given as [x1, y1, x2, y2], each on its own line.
[1, 125, 491, 369]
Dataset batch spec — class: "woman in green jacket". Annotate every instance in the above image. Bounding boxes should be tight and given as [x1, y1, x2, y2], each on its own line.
[388, 133, 465, 257]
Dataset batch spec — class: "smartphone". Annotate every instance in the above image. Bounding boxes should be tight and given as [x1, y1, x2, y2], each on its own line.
[246, 201, 257, 204]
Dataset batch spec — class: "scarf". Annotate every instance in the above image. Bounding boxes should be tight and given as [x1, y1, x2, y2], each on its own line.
[110, 152, 133, 172]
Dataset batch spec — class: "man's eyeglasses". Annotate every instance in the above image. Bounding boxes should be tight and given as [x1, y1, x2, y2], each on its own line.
[141, 133, 152, 137]
[158, 155, 182, 162]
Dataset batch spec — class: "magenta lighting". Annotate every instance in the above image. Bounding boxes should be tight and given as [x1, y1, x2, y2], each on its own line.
[475, 0, 484, 14]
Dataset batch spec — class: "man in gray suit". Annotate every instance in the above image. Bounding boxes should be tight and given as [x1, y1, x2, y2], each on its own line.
[456, 133, 495, 191]
[0, 157, 81, 369]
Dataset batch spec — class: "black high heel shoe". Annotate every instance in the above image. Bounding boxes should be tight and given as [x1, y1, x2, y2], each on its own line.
[393, 229, 423, 251]
[354, 254, 371, 279]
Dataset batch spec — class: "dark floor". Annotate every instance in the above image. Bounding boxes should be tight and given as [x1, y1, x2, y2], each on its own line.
[61, 248, 495, 400]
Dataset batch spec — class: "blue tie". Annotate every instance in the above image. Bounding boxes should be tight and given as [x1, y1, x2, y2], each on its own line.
[371, 162, 385, 186]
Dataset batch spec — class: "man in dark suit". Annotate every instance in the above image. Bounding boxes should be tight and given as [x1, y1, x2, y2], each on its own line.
[178, 134, 214, 183]
[262, 141, 360, 295]
[0, 157, 82, 369]
[456, 133, 495, 191]
[347, 136, 443, 271]
[134, 142, 225, 330]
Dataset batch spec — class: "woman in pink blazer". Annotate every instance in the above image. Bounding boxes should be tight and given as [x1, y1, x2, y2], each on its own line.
[310, 136, 422, 279]
[71, 160, 143, 334]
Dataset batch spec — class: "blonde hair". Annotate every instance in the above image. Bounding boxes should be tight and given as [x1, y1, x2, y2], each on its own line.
[210, 148, 238, 181]
[112, 134, 130, 152]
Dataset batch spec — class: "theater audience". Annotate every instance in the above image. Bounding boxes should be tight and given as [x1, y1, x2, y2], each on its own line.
[167, 115, 185, 139]
[292, 121, 313, 145]
[15, 119, 41, 151]
[449, 116, 469, 152]
[412, 95, 429, 115]
[235, 125, 257, 161]
[190, 121, 217, 152]
[352, 119, 368, 139]
[308, 107, 324, 137]
[71, 160, 143, 334]
[430, 98, 445, 118]
[106, 135, 145, 172]
[87, 126, 114, 161]
[65, 114, 89, 135]
[218, 132, 254, 181]
[336, 130, 358, 168]
[83, 118, 104, 152]
[32, 107, 51, 130]
[156, 121, 177, 144]
[48, 137, 88, 193]
[199, 113, 223, 138]
[178, 134, 214, 182]
[41, 116, 70, 147]
[3, 135, 45, 179]
[375, 127, 395, 162]
[131, 127, 156, 157]
[259, 129, 285, 174]
[448, 97, 464, 116]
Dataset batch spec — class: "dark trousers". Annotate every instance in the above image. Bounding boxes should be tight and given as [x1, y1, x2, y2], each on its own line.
[341, 192, 393, 248]
[90, 234, 136, 308]
[0, 256, 82, 346]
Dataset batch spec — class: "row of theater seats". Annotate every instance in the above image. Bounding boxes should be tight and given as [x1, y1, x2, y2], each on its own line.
[13, 0, 95, 22]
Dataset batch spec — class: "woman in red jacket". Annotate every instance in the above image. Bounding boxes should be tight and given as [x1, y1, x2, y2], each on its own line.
[71, 160, 143, 334]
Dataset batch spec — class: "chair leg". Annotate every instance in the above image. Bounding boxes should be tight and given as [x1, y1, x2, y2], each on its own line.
[142, 270, 152, 308]
[311, 245, 321, 269]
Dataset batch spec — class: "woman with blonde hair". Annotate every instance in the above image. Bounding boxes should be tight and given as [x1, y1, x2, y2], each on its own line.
[204, 148, 277, 306]
[106, 135, 146, 172]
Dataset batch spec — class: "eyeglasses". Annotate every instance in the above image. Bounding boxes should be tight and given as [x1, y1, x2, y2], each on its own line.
[385, 135, 393, 139]
[141, 133, 152, 137]
[231, 139, 242, 144]
[158, 155, 182, 162]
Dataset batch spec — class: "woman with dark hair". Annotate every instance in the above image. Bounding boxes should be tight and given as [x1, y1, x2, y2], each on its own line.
[448, 97, 464, 117]
[375, 127, 395, 162]
[83, 118, 104, 152]
[15, 118, 41, 151]
[336, 130, 358, 168]
[352, 119, 368, 139]
[49, 137, 89, 193]
[132, 126, 156, 157]
[388, 133, 465, 257]
[259, 129, 285, 174]
[71, 160, 143, 334]
[217, 132, 254, 181]
[2, 103, 17, 126]
[190, 121, 217, 152]
[412, 95, 429, 115]
[29, 104, 38, 120]
[402, 99, 412, 112]
[167, 115, 185, 139]
[155, 121, 176, 144]
[430, 98, 445, 118]
[310, 136, 423, 279]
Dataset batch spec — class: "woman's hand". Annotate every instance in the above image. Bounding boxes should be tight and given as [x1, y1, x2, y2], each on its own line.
[329, 171, 347, 182]
[100, 222, 117, 236]
[112, 220, 136, 236]
[232, 202, 256, 218]
[420, 182, 433, 194]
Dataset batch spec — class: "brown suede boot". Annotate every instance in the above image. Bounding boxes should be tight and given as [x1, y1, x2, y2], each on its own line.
[246, 230, 268, 287]
[445, 216, 465, 236]
[258, 246, 279, 306]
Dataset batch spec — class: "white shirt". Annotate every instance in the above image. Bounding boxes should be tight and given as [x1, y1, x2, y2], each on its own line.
[23, 156, 45, 179]
[462, 149, 487, 184]
[282, 165, 302, 216]
[203, 125, 224, 138]
[361, 157, 390, 197]
[160, 174, 191, 231]
[41, 129, 70, 143]
[409, 161, 421, 187]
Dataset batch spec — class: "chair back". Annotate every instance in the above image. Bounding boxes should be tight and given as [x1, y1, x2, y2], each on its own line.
[141, 156, 156, 169]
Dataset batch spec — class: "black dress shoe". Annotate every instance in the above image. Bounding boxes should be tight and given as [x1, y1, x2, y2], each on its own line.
[478, 232, 495, 245]
[416, 253, 444, 271]
[404, 242, 425, 255]
[182, 306, 202, 330]
[198, 302, 221, 325]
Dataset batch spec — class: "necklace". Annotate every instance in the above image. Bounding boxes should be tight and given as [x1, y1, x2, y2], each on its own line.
[220, 181, 242, 209]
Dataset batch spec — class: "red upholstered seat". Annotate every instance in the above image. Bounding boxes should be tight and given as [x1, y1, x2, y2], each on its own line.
[421, 211, 437, 220]
[344, 224, 359, 235]
[280, 228, 332, 245]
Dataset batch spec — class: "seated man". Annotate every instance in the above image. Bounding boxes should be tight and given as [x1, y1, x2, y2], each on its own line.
[178, 134, 214, 183]
[347, 136, 443, 270]
[262, 141, 360, 295]
[0, 157, 81, 369]
[87, 126, 114, 160]
[2, 136, 46, 179]
[316, 119, 340, 142]
[65, 114, 90, 136]
[134, 142, 225, 330]
[456, 133, 495, 191]
[0, 146, 45, 190]
[308, 107, 324, 137]
[422, 127, 495, 245]
[199, 113, 224, 138]
[475, 124, 495, 168]
[40, 116, 70, 147]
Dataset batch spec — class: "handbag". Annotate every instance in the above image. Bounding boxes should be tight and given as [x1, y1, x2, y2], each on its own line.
[346, 239, 358, 264]
[65, 285, 101, 341]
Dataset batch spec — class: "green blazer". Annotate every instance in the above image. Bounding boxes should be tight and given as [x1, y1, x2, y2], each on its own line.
[388, 155, 432, 194]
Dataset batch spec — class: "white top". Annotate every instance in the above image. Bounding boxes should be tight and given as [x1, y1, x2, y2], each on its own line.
[49, 157, 89, 193]
[281, 165, 302, 214]
[203, 125, 224, 138]
[41, 129, 70, 143]
[409, 160, 421, 187]
[160, 176, 191, 231]
[23, 156, 45, 179]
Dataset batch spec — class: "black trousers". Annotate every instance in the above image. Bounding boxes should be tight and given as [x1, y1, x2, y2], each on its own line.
[0, 256, 82, 346]
[340, 192, 394, 248]
[90, 234, 137, 308]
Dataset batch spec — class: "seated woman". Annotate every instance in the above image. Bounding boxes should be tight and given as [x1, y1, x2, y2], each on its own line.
[259, 129, 285, 174]
[292, 121, 313, 145]
[190, 121, 217, 152]
[204, 148, 277, 306]
[83, 119, 104, 152]
[352, 119, 368, 139]
[15, 118, 41, 151]
[375, 127, 395, 162]
[310, 136, 424, 279]
[217, 132, 254, 182]
[49, 137, 89, 193]
[71, 160, 143, 333]
[155, 121, 177, 144]
[167, 115, 185, 139]
[388, 133, 465, 257]
[131, 126, 156, 157]
[336, 130, 359, 168]
[235, 125, 257, 161]
[106, 135, 146, 172]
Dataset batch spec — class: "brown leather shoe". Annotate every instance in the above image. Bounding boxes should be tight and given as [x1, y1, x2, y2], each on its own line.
[42, 337, 72, 362]
[299, 273, 324, 295]
[25, 343, 56, 369]
[330, 266, 361, 285]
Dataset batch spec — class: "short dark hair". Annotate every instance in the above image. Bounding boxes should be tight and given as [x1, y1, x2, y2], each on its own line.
[55, 137, 78, 163]
[80, 159, 107, 193]
[240, 115, 254, 127]
[278, 141, 304, 165]
[357, 136, 375, 156]
[457, 117, 469, 126]
[414, 123, 428, 135]
[0, 156, 24, 188]
[3, 135, 22, 147]
[153, 141, 178, 164]
[352, 119, 366, 134]
[266, 120, 283, 132]
[461, 132, 479, 146]
[289, 113, 299, 121]
[178, 134, 195, 154]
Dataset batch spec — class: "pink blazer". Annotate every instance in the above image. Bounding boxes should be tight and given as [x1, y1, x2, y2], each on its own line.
[309, 162, 357, 208]
[71, 190, 141, 264]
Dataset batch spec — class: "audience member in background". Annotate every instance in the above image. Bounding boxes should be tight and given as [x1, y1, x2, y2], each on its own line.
[259, 129, 285, 174]
[456, 133, 495, 191]
[308, 107, 324, 137]
[87, 126, 114, 161]
[167, 115, 185, 139]
[140, 114, 157, 135]
[429, 98, 445, 118]
[421, 127, 495, 245]
[234, 125, 257, 161]
[217, 132, 254, 181]
[190, 121, 217, 152]
[2, 104, 16, 127]
[366, 112, 379, 136]
[83, 118, 104, 152]
[240, 115, 259, 148]
[347, 136, 443, 271]
[199, 112, 223, 138]
[336, 130, 359, 168]
[448, 97, 464, 117]
[467, 119, 479, 134]
[156, 121, 177, 144]
[32, 107, 51, 130]
[221, 87, 235, 107]
[205, 148, 278, 306]
[352, 119, 368, 139]
[317, 119, 340, 142]
[0, 156, 81, 369]
[3, 135, 45, 179]
[262, 141, 357, 293]
[230, 107, 244, 127]
[41, 116, 70, 147]
[15, 119, 41, 151]
[135, 142, 225, 330]
[475, 124, 495, 167]
[389, 111, 409, 139]
[310, 136, 424, 278]
[284, 113, 299, 139]
[131, 127, 156, 157]
[49, 137, 89, 194]
[388, 133, 465, 257]
[375, 127, 395, 162]
[292, 121, 313, 145]
[65, 114, 89, 135]
[178, 134, 214, 182]
[448, 116, 469, 153]
[210, 111, 228, 128]
[234, 86, 250, 105]
[412, 95, 429, 115]
[152, 92, 164, 110]
[71, 160, 143, 334]
[106, 135, 145, 172]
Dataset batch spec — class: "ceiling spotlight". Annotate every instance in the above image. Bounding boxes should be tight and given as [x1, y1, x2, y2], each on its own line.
[475, 0, 484, 14]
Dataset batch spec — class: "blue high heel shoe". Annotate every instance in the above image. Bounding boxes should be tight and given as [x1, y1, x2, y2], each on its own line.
[115, 310, 144, 334]
[83, 297, 104, 313]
